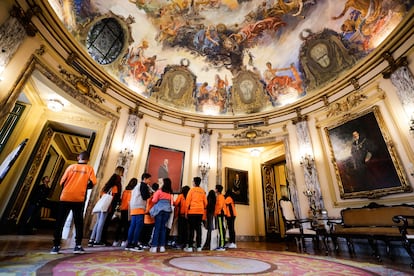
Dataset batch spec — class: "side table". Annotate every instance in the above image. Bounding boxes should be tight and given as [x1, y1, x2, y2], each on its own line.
[312, 217, 341, 255]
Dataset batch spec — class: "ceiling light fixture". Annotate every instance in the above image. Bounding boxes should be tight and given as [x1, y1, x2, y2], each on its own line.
[250, 148, 261, 157]
[47, 99, 64, 112]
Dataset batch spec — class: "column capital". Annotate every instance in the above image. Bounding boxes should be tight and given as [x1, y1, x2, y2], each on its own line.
[382, 52, 408, 79]
[292, 108, 308, 124]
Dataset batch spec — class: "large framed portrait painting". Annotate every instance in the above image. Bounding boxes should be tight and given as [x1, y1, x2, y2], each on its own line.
[225, 167, 249, 205]
[325, 107, 410, 199]
[145, 145, 185, 193]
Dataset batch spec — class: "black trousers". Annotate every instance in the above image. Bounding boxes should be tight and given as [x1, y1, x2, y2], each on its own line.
[177, 215, 188, 246]
[114, 210, 130, 242]
[53, 201, 85, 246]
[187, 214, 202, 248]
[226, 216, 236, 243]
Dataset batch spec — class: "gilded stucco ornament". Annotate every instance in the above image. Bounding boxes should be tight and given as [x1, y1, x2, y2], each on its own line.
[299, 28, 357, 91]
[326, 92, 367, 118]
[59, 67, 105, 103]
[152, 63, 196, 110]
[233, 125, 271, 140]
[232, 70, 269, 114]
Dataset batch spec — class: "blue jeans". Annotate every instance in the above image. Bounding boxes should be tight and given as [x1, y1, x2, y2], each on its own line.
[90, 212, 108, 243]
[152, 211, 171, 247]
[127, 214, 144, 245]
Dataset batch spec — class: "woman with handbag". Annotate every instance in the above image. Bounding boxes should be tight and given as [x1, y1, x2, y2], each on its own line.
[88, 166, 124, 247]
[149, 178, 173, 253]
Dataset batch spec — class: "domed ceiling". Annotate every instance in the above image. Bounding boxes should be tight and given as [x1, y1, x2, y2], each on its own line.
[48, 0, 412, 117]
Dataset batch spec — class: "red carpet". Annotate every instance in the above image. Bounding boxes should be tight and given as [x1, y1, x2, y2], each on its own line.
[34, 249, 410, 275]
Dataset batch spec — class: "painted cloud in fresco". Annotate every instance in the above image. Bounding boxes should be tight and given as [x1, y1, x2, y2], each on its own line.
[49, 0, 412, 116]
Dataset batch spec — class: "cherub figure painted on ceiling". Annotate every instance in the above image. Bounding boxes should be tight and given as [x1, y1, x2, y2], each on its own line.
[54, 0, 412, 115]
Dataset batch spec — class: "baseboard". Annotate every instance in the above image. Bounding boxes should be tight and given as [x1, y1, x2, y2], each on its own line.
[236, 236, 266, 242]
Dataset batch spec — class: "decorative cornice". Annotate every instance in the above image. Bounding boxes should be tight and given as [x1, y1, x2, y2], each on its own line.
[35, 45, 45, 56]
[66, 52, 77, 65]
[58, 66, 105, 103]
[233, 125, 270, 140]
[322, 95, 329, 107]
[199, 121, 213, 135]
[28, 1, 414, 128]
[350, 77, 360, 90]
[292, 108, 307, 124]
[382, 52, 408, 79]
[199, 127, 213, 135]
[326, 91, 367, 117]
[130, 105, 144, 118]
[10, 4, 40, 37]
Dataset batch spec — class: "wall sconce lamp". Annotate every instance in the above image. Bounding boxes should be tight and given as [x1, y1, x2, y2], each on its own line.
[300, 154, 315, 175]
[119, 148, 133, 166]
[120, 148, 133, 158]
[303, 189, 317, 216]
[199, 162, 210, 179]
[303, 189, 315, 198]
[47, 99, 64, 112]
[117, 147, 134, 167]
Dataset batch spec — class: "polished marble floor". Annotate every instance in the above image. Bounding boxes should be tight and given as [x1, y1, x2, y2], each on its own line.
[0, 228, 413, 274]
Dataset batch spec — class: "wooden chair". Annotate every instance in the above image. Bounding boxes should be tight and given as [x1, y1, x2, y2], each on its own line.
[393, 215, 414, 269]
[39, 207, 56, 227]
[279, 198, 318, 253]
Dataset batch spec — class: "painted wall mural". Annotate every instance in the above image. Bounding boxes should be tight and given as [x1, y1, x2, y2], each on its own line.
[49, 0, 412, 116]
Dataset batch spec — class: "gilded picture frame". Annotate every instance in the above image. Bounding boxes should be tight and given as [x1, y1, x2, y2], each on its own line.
[225, 167, 249, 205]
[324, 106, 411, 199]
[145, 144, 185, 194]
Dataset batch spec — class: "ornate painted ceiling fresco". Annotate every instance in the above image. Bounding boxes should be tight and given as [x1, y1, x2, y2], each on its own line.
[48, 0, 412, 116]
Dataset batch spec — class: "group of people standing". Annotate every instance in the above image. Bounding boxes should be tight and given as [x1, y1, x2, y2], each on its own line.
[182, 180, 238, 252]
[49, 150, 237, 254]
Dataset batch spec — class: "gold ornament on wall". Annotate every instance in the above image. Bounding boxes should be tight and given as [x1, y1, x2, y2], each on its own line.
[231, 70, 268, 114]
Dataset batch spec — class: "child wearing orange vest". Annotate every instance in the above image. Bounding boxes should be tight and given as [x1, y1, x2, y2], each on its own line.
[113, 178, 138, 247]
[173, 185, 190, 249]
[140, 183, 159, 248]
[224, 188, 237, 249]
[214, 184, 226, 251]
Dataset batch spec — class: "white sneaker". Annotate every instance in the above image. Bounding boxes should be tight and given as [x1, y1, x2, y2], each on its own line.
[159, 246, 166, 253]
[227, 243, 237, 249]
[112, 241, 120, 247]
[196, 247, 202, 252]
[183, 247, 193, 252]
[150, 247, 157, 253]
[121, 241, 127, 247]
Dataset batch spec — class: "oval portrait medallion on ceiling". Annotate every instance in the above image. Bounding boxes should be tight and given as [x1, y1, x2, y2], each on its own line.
[49, 0, 413, 116]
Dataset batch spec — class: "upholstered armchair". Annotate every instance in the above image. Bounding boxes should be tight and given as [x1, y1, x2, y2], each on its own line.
[279, 198, 318, 253]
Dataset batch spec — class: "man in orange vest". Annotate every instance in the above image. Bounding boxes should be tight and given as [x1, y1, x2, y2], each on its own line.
[50, 151, 97, 254]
